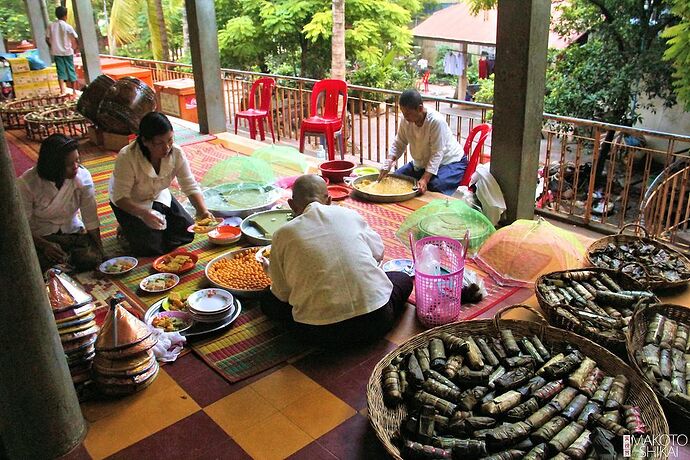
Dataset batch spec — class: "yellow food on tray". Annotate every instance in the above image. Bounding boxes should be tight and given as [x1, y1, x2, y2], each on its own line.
[208, 248, 271, 290]
[356, 176, 414, 195]
[158, 255, 191, 272]
[152, 316, 187, 332]
[144, 277, 176, 291]
[193, 217, 220, 233]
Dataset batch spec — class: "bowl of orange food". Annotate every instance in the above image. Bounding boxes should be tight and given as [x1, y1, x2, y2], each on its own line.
[188, 216, 223, 234]
[205, 247, 271, 298]
[153, 250, 198, 274]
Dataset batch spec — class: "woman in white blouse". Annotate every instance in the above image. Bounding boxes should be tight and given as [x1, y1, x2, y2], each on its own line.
[109, 112, 213, 256]
[18, 134, 103, 272]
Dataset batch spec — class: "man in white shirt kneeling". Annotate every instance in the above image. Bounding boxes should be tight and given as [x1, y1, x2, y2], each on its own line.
[261, 175, 413, 346]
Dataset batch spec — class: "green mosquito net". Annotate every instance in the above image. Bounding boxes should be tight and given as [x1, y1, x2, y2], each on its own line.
[474, 218, 586, 288]
[199, 156, 280, 215]
[251, 144, 309, 176]
[396, 199, 496, 256]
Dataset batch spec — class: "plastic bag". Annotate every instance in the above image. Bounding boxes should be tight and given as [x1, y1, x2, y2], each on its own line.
[462, 268, 487, 303]
[418, 244, 441, 275]
[149, 326, 187, 362]
[470, 163, 506, 225]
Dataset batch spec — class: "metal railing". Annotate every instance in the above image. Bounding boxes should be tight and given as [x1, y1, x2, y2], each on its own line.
[102, 55, 690, 248]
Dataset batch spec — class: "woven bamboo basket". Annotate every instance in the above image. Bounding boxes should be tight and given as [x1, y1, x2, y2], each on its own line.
[366, 305, 669, 460]
[586, 223, 690, 290]
[627, 302, 690, 422]
[535, 266, 658, 358]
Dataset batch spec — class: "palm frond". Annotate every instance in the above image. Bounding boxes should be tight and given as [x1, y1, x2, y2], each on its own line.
[109, 0, 142, 45]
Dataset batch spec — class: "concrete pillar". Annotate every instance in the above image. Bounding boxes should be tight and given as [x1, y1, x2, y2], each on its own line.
[185, 0, 227, 134]
[490, 0, 550, 222]
[72, 0, 102, 84]
[24, 0, 51, 64]
[0, 126, 87, 458]
[0, 30, 6, 54]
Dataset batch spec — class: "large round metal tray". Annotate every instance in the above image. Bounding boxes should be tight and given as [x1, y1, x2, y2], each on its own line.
[203, 183, 281, 217]
[144, 296, 242, 338]
[349, 173, 418, 203]
[240, 209, 294, 246]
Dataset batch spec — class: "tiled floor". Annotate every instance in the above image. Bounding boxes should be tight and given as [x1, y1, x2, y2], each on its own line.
[62, 305, 427, 459]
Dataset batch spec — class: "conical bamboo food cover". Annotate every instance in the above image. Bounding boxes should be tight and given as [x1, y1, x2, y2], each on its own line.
[96, 302, 152, 351]
[45, 269, 93, 311]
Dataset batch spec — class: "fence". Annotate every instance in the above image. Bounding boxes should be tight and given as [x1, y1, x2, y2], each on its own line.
[102, 55, 690, 248]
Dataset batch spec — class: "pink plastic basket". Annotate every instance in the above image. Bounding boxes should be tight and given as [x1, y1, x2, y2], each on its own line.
[411, 234, 469, 328]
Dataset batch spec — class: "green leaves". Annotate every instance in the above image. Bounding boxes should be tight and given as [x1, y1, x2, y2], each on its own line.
[663, 1, 690, 110]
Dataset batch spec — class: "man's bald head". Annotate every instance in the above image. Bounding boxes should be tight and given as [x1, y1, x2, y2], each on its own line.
[289, 174, 331, 214]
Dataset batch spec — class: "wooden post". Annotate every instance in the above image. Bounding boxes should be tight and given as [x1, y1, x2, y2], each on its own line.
[185, 0, 227, 134]
[490, 0, 550, 222]
[0, 126, 87, 457]
[72, 0, 102, 84]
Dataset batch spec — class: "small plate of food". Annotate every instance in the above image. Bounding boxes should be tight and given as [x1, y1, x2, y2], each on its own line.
[98, 256, 138, 275]
[152, 250, 198, 274]
[162, 291, 189, 311]
[208, 225, 242, 245]
[140, 273, 180, 293]
[188, 216, 223, 234]
[150, 311, 193, 333]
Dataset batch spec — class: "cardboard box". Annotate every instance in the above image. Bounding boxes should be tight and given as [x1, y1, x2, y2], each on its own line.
[87, 126, 103, 146]
[11, 71, 33, 85]
[7, 57, 30, 73]
[13, 82, 38, 99]
[103, 131, 135, 151]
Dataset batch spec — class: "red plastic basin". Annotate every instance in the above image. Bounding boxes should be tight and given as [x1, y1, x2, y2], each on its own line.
[318, 160, 356, 183]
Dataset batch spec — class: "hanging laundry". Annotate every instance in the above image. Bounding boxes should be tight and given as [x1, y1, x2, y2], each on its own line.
[443, 51, 464, 76]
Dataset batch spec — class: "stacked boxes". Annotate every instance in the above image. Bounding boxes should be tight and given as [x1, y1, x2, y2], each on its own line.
[11, 65, 61, 99]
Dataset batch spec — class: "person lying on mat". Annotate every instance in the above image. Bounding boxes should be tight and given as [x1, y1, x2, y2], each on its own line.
[260, 174, 413, 346]
[109, 112, 214, 256]
[17, 133, 103, 272]
[378, 88, 467, 196]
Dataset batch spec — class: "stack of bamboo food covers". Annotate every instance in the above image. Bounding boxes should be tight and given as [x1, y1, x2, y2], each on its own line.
[46, 269, 99, 385]
[93, 300, 159, 396]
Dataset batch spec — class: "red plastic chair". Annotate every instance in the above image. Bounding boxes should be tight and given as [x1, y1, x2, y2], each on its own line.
[460, 123, 492, 187]
[299, 79, 348, 161]
[234, 77, 276, 142]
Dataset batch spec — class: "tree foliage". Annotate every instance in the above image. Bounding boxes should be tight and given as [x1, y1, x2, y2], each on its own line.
[215, 0, 421, 83]
[663, 0, 690, 111]
[0, 0, 30, 42]
[467, 0, 678, 126]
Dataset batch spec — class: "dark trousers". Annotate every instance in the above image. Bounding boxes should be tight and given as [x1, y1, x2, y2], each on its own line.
[396, 158, 468, 196]
[37, 232, 101, 272]
[110, 196, 194, 256]
[260, 272, 413, 347]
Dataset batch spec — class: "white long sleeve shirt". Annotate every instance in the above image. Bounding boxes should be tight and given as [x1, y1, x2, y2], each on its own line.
[388, 109, 464, 176]
[269, 202, 393, 325]
[17, 166, 99, 236]
[109, 141, 201, 209]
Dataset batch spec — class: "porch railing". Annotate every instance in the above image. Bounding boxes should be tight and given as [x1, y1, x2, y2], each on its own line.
[101, 55, 690, 249]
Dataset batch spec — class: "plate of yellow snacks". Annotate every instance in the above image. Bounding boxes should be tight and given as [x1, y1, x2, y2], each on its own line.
[162, 291, 190, 311]
[187, 216, 223, 234]
[153, 250, 198, 274]
[150, 311, 193, 333]
[206, 247, 271, 298]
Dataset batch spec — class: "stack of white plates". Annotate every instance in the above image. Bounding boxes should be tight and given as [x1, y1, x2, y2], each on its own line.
[187, 288, 236, 323]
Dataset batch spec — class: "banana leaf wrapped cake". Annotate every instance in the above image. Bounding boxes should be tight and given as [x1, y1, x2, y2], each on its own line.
[536, 268, 657, 356]
[367, 306, 668, 460]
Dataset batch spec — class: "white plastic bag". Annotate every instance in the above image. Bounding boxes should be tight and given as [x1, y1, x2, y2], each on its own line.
[418, 244, 441, 275]
[469, 163, 506, 226]
[148, 326, 187, 362]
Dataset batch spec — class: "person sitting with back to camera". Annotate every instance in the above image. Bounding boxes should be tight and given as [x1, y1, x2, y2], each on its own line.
[17, 133, 103, 272]
[379, 89, 467, 195]
[260, 174, 413, 346]
[109, 112, 214, 256]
